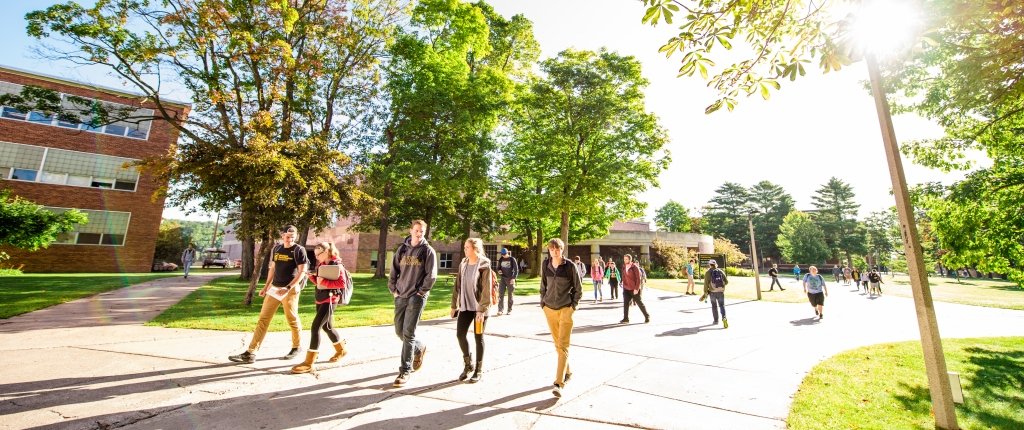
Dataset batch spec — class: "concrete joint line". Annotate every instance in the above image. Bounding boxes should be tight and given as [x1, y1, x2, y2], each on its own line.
[607, 381, 784, 423]
[91, 404, 190, 430]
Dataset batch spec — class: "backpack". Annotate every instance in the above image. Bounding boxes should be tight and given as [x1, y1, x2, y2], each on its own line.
[489, 270, 499, 305]
[869, 272, 881, 283]
[709, 268, 726, 288]
[638, 265, 648, 288]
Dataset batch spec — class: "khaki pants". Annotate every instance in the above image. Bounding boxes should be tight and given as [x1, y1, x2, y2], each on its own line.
[247, 286, 302, 353]
[543, 306, 574, 386]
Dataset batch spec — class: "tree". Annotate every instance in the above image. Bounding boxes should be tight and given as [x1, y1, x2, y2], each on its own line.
[651, 238, 687, 278]
[702, 182, 750, 250]
[0, 190, 87, 261]
[862, 209, 899, 268]
[712, 237, 745, 267]
[654, 200, 690, 232]
[748, 180, 795, 262]
[508, 48, 670, 247]
[811, 177, 865, 264]
[777, 211, 830, 265]
[26, 0, 403, 303]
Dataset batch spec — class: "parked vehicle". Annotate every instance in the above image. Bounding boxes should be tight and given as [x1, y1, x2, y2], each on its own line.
[202, 249, 236, 268]
[152, 261, 178, 272]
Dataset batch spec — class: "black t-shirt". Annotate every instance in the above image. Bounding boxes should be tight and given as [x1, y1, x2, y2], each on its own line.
[272, 244, 308, 287]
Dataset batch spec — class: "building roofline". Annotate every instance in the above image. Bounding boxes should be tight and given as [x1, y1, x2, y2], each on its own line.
[0, 64, 191, 108]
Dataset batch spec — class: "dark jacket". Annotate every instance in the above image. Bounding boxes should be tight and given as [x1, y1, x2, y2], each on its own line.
[540, 258, 583, 310]
[450, 257, 494, 314]
[768, 267, 778, 277]
[388, 236, 438, 298]
[496, 256, 519, 279]
[622, 263, 643, 291]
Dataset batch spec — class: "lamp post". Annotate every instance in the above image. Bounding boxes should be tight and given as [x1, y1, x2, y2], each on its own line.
[866, 52, 959, 430]
[747, 214, 762, 300]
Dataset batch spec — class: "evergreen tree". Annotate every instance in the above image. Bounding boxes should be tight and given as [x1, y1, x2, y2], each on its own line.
[811, 177, 865, 264]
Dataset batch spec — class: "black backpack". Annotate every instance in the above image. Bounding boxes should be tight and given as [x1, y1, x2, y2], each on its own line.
[709, 268, 726, 288]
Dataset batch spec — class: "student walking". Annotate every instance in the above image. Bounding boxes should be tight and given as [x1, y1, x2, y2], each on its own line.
[229, 225, 308, 364]
[803, 265, 829, 320]
[495, 248, 518, 316]
[604, 260, 621, 300]
[767, 263, 784, 291]
[842, 266, 852, 286]
[450, 238, 493, 383]
[851, 267, 861, 290]
[868, 268, 884, 297]
[792, 264, 802, 281]
[540, 238, 582, 398]
[685, 259, 697, 295]
[619, 254, 650, 324]
[291, 242, 351, 374]
[859, 269, 870, 292]
[572, 256, 587, 285]
[181, 244, 197, 279]
[703, 260, 729, 328]
[389, 220, 438, 387]
[591, 256, 604, 302]
[831, 265, 842, 283]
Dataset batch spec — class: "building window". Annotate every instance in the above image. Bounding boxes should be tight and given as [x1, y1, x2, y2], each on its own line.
[1, 142, 139, 192]
[0, 167, 8, 179]
[439, 253, 453, 269]
[0, 81, 155, 140]
[45, 207, 131, 247]
[370, 250, 378, 269]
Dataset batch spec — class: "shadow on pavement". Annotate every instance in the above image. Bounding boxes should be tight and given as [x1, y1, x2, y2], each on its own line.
[788, 318, 819, 326]
[655, 323, 718, 337]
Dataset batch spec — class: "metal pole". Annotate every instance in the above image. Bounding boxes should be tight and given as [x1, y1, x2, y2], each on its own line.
[748, 215, 762, 300]
[866, 53, 959, 430]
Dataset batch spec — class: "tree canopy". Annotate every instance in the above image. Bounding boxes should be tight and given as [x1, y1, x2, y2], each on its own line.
[654, 200, 690, 232]
[0, 190, 87, 261]
[777, 211, 830, 265]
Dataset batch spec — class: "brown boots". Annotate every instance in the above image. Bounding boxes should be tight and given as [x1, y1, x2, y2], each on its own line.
[291, 351, 318, 374]
[329, 341, 347, 363]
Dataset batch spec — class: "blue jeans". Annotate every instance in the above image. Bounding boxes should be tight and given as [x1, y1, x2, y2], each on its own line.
[394, 294, 427, 372]
[710, 292, 726, 321]
[498, 278, 514, 312]
[183, 261, 193, 277]
[592, 280, 603, 300]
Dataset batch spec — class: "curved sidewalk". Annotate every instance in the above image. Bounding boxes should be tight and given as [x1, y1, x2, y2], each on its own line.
[2, 275, 1023, 429]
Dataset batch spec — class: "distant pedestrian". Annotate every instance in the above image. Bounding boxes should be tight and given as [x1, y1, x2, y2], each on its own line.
[618, 254, 650, 324]
[803, 265, 829, 320]
[605, 260, 621, 300]
[389, 220, 438, 387]
[793, 264, 801, 281]
[495, 248, 518, 316]
[859, 269, 870, 292]
[181, 244, 196, 279]
[842, 266, 852, 285]
[685, 259, 696, 295]
[868, 268, 884, 297]
[591, 256, 605, 302]
[540, 238, 582, 398]
[851, 267, 861, 289]
[767, 263, 784, 291]
[572, 256, 586, 284]
[831, 265, 841, 283]
[703, 259, 729, 328]
[450, 238, 493, 383]
[229, 225, 308, 364]
[291, 242, 351, 374]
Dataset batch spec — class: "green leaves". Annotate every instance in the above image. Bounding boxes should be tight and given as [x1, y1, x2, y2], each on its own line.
[0, 190, 88, 254]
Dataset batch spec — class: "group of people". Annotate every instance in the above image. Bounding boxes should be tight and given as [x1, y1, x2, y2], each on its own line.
[829, 264, 885, 297]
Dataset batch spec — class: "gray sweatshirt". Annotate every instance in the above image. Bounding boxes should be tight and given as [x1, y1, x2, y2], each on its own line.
[388, 236, 438, 298]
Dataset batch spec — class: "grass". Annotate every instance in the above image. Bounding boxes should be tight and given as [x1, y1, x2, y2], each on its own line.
[149, 272, 543, 331]
[788, 337, 1024, 430]
[882, 274, 1024, 310]
[0, 272, 179, 319]
[645, 275, 810, 303]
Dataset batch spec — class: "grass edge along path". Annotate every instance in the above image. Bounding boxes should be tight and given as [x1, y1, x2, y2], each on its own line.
[0, 272, 180, 319]
[787, 336, 1024, 430]
[149, 273, 542, 331]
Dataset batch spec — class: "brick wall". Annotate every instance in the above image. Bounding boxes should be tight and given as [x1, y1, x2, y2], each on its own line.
[0, 69, 188, 273]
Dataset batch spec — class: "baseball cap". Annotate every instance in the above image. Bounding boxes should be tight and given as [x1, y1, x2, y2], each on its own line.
[280, 225, 298, 233]
[500, 248, 508, 255]
[708, 259, 718, 266]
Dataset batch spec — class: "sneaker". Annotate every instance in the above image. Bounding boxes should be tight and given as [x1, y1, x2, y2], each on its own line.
[282, 348, 301, 360]
[712, 320, 719, 325]
[228, 351, 255, 364]
[619, 319, 629, 324]
[412, 345, 427, 372]
[497, 311, 504, 316]
[644, 316, 650, 324]
[506, 310, 512, 315]
[563, 372, 572, 385]
[723, 319, 729, 329]
[393, 371, 410, 387]
[819, 313, 824, 320]
[552, 383, 563, 398]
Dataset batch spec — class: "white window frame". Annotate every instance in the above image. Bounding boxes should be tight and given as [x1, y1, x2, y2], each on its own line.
[0, 142, 139, 192]
[0, 82, 154, 141]
[439, 252, 453, 269]
[43, 206, 131, 247]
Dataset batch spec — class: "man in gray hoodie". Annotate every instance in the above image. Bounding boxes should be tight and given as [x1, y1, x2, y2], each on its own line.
[388, 219, 438, 387]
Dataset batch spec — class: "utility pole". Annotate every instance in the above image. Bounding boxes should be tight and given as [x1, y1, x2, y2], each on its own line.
[747, 214, 762, 300]
[210, 211, 221, 250]
[866, 52, 958, 430]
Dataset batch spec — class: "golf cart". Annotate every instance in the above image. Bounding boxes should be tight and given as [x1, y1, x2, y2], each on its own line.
[202, 248, 235, 268]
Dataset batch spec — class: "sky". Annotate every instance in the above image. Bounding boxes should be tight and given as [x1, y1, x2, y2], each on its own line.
[1, 0, 972, 223]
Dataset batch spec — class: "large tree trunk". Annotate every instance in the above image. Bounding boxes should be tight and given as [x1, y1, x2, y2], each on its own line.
[240, 237, 255, 280]
[533, 224, 543, 278]
[244, 231, 274, 305]
[296, 215, 313, 250]
[560, 210, 570, 246]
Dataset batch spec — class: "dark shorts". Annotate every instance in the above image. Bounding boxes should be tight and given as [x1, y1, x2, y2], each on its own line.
[807, 292, 825, 307]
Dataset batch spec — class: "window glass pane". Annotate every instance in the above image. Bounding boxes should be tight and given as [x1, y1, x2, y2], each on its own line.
[0, 142, 45, 169]
[40, 171, 67, 184]
[57, 119, 79, 129]
[91, 178, 114, 189]
[113, 180, 136, 191]
[370, 250, 379, 268]
[100, 234, 125, 245]
[0, 167, 9, 179]
[104, 124, 127, 136]
[126, 128, 147, 139]
[1, 106, 26, 120]
[77, 233, 102, 244]
[11, 168, 37, 181]
[67, 175, 90, 186]
[54, 232, 76, 244]
[28, 112, 53, 125]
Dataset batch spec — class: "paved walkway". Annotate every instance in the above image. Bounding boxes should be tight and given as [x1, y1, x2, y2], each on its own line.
[2, 275, 1023, 430]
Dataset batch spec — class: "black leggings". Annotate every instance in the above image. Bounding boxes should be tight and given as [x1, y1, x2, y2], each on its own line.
[456, 310, 487, 361]
[608, 279, 619, 299]
[309, 302, 341, 351]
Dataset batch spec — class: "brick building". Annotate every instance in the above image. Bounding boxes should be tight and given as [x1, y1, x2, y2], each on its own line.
[0, 66, 189, 273]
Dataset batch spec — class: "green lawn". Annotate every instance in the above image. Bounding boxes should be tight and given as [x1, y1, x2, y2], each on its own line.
[882, 274, 1024, 310]
[788, 337, 1024, 429]
[645, 276, 809, 303]
[0, 272, 179, 319]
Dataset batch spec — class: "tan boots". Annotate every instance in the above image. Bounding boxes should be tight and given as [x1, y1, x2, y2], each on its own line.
[329, 341, 347, 363]
[291, 351, 318, 374]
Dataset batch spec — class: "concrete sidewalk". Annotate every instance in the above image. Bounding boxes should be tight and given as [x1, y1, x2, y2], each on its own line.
[2, 274, 1023, 429]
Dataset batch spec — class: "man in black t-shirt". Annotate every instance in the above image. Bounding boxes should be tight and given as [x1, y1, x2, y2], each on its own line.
[767, 263, 785, 291]
[229, 225, 309, 364]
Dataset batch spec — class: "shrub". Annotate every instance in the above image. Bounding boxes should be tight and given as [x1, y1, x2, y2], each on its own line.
[725, 267, 755, 277]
